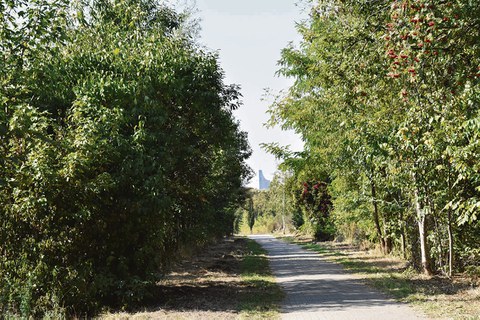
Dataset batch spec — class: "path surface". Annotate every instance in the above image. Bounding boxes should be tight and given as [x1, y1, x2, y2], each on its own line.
[250, 235, 426, 320]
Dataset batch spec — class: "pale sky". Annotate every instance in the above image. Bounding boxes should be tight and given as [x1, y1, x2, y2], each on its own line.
[193, 0, 306, 187]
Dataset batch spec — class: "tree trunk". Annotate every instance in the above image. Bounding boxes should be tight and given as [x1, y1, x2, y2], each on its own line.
[282, 187, 286, 234]
[370, 173, 386, 253]
[385, 237, 393, 254]
[447, 208, 454, 277]
[446, 164, 454, 277]
[414, 186, 433, 276]
[399, 209, 407, 259]
[432, 201, 445, 273]
[417, 216, 432, 275]
[382, 216, 393, 254]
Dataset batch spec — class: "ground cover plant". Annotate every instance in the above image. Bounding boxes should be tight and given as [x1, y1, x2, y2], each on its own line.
[239, 239, 283, 319]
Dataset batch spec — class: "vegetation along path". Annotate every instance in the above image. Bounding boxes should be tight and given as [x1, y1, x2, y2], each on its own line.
[251, 235, 425, 320]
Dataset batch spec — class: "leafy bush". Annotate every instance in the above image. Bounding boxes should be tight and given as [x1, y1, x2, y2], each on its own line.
[0, 0, 251, 317]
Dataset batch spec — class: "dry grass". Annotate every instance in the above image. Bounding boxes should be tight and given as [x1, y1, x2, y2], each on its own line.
[100, 237, 281, 320]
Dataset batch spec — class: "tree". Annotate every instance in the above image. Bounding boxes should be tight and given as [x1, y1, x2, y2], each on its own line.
[247, 197, 256, 234]
[267, 0, 480, 276]
[0, 0, 251, 316]
[385, 0, 480, 275]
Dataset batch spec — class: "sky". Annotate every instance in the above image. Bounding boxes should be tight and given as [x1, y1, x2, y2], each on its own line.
[192, 0, 307, 188]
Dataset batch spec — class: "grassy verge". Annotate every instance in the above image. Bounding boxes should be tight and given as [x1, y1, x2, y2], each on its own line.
[238, 239, 284, 319]
[281, 236, 480, 320]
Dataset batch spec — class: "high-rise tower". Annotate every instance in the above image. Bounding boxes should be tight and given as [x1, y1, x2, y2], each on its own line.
[259, 170, 271, 190]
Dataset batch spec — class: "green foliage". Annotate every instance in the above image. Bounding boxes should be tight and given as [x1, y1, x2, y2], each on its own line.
[291, 206, 304, 230]
[268, 0, 480, 275]
[299, 181, 334, 241]
[0, 0, 251, 317]
[240, 173, 297, 234]
[329, 175, 375, 243]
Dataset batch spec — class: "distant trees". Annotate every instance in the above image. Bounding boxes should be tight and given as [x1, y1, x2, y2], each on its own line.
[0, 0, 251, 317]
[243, 171, 335, 239]
[242, 174, 293, 234]
[267, 0, 480, 276]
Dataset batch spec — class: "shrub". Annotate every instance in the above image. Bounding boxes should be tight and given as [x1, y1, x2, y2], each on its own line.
[0, 0, 251, 316]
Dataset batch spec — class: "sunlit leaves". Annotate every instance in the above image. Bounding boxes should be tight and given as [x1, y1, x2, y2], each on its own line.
[0, 0, 251, 317]
[269, 0, 480, 274]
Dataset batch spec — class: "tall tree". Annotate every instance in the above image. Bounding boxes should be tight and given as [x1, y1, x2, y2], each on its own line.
[0, 0, 251, 316]
[268, 0, 480, 276]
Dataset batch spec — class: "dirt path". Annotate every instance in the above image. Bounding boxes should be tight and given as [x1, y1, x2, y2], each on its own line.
[250, 235, 427, 320]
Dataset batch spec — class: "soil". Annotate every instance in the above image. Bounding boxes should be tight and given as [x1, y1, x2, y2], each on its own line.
[101, 237, 251, 319]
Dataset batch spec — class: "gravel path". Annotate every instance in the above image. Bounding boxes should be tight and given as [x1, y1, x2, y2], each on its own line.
[250, 235, 426, 320]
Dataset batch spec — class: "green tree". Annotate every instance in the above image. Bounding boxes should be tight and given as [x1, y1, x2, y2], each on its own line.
[0, 0, 251, 316]
[267, 0, 480, 276]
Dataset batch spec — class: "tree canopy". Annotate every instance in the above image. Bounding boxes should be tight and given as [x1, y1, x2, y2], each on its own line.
[0, 0, 251, 316]
[267, 0, 480, 276]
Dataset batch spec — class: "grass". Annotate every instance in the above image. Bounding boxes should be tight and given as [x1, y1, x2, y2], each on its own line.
[238, 239, 284, 319]
[281, 236, 480, 320]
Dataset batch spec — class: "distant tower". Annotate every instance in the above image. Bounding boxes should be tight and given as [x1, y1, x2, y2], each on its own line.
[259, 170, 271, 190]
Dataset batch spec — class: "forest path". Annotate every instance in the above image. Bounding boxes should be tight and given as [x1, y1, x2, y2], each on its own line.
[249, 235, 426, 320]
